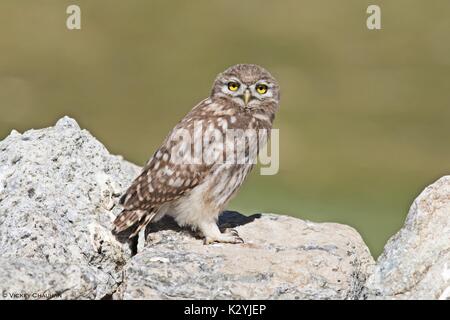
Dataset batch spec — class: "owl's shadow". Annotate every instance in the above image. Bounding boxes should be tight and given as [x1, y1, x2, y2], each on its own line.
[146, 210, 261, 236]
[115, 211, 261, 255]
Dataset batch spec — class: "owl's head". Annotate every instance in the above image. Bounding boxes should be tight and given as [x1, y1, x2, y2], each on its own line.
[211, 64, 280, 111]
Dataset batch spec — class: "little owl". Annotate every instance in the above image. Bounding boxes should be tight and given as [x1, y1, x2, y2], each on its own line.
[113, 64, 280, 244]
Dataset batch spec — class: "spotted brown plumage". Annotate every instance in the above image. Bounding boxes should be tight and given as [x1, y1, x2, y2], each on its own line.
[113, 114, 210, 236]
[113, 64, 280, 243]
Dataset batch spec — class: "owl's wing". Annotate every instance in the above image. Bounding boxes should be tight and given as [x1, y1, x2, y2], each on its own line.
[113, 100, 212, 234]
[121, 147, 206, 210]
[113, 148, 208, 234]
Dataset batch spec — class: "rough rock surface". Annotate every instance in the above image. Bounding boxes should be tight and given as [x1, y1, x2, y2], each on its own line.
[117, 212, 374, 300]
[0, 117, 375, 300]
[0, 117, 140, 299]
[1, 117, 449, 300]
[364, 176, 450, 300]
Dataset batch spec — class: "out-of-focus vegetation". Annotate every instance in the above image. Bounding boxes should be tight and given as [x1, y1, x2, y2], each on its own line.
[1, 0, 449, 257]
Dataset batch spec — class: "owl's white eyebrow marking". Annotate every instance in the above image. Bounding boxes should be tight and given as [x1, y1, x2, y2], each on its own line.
[225, 77, 241, 84]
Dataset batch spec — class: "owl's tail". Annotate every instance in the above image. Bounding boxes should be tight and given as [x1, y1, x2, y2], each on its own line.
[113, 209, 156, 238]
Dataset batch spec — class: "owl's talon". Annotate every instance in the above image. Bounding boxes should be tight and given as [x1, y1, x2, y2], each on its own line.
[224, 228, 239, 237]
[226, 229, 243, 243]
[203, 232, 244, 245]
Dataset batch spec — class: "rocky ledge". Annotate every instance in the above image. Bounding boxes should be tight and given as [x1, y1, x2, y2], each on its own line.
[0, 117, 448, 300]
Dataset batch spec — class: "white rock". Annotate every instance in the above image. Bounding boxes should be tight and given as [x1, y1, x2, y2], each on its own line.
[117, 212, 375, 300]
[364, 176, 450, 299]
[0, 117, 140, 299]
[2, 116, 448, 300]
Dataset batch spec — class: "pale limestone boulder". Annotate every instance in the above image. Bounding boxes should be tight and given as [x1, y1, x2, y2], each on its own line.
[0, 117, 140, 299]
[364, 176, 450, 299]
[4, 116, 448, 300]
[117, 212, 375, 299]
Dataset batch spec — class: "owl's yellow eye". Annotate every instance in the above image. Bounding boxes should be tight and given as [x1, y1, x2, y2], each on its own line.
[228, 82, 240, 91]
[256, 84, 268, 94]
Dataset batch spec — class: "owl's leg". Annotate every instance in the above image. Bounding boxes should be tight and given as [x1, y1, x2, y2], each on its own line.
[198, 221, 244, 244]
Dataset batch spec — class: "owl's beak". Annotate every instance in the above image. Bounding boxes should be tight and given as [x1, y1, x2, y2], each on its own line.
[243, 89, 251, 106]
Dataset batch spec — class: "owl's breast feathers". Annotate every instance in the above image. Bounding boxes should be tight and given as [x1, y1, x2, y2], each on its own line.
[113, 98, 273, 236]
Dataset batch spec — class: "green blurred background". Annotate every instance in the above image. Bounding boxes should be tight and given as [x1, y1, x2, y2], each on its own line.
[1, 0, 449, 257]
